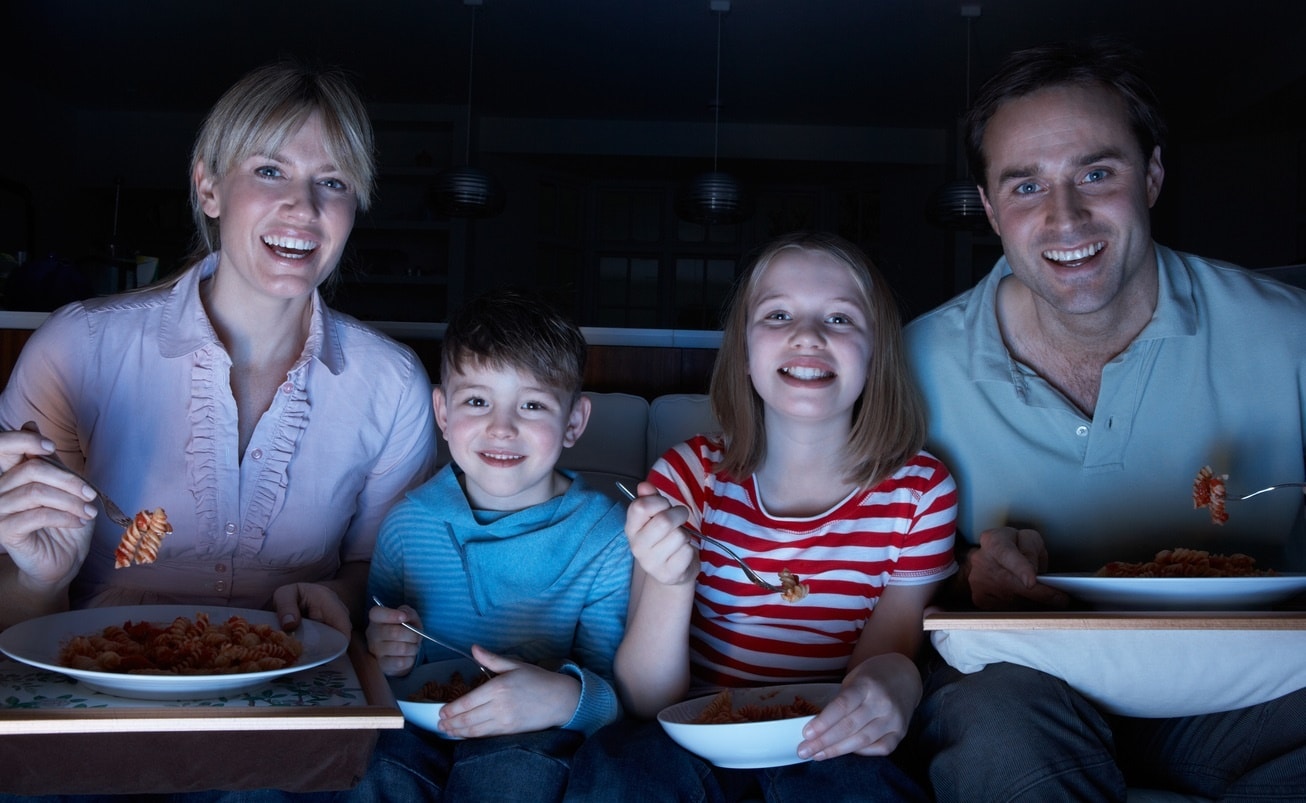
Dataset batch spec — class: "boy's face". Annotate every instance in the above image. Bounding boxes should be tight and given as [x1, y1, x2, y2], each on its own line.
[434, 361, 590, 511]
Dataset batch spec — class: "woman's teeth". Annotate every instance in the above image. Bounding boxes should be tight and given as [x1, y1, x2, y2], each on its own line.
[1042, 242, 1105, 263]
[263, 235, 318, 258]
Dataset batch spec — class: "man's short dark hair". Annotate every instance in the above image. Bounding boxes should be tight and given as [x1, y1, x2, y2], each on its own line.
[965, 38, 1168, 190]
[441, 289, 588, 400]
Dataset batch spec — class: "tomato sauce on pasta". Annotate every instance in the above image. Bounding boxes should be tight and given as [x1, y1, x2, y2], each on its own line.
[58, 612, 303, 675]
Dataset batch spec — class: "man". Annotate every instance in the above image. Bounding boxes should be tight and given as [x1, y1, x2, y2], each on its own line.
[905, 40, 1306, 800]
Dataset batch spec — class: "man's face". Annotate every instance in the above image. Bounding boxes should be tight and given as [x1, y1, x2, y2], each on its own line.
[979, 84, 1165, 319]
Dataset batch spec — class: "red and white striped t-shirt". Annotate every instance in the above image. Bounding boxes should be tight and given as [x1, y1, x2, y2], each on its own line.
[649, 435, 958, 690]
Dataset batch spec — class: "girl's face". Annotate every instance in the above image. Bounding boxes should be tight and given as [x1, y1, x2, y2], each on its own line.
[195, 111, 358, 306]
[745, 250, 873, 426]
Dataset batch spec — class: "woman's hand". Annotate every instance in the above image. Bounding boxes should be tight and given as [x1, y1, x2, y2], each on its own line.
[624, 481, 698, 587]
[0, 426, 99, 594]
[436, 645, 580, 738]
[272, 581, 353, 637]
[365, 602, 422, 676]
[796, 652, 921, 760]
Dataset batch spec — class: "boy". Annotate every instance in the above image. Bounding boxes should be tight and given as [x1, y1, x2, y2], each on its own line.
[363, 289, 632, 801]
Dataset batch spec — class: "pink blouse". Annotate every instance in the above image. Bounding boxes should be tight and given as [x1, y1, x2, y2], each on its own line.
[0, 255, 437, 609]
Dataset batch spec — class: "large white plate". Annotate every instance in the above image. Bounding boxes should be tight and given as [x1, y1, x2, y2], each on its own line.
[657, 683, 840, 769]
[1038, 573, 1306, 610]
[0, 604, 348, 700]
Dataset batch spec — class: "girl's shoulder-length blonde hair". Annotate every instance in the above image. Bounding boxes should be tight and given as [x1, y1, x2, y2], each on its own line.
[709, 231, 926, 489]
[187, 60, 375, 261]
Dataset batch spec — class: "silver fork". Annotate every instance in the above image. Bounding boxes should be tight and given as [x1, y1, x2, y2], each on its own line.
[369, 595, 494, 680]
[615, 482, 784, 594]
[1234, 483, 1306, 501]
[33, 453, 132, 528]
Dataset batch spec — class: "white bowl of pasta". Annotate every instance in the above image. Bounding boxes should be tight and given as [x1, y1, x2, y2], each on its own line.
[390, 658, 488, 739]
[657, 683, 840, 768]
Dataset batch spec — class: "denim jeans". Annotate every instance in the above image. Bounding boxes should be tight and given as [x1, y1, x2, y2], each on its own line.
[914, 660, 1306, 802]
[344, 723, 584, 802]
[564, 718, 927, 803]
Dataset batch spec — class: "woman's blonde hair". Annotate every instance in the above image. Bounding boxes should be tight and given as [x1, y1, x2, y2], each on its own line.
[188, 60, 375, 258]
[709, 231, 926, 488]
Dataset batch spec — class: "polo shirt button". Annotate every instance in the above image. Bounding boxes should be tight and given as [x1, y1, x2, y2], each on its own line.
[251, 448, 263, 460]
[214, 580, 227, 592]
[280, 382, 293, 393]
[224, 521, 237, 535]
[1075, 425, 1089, 437]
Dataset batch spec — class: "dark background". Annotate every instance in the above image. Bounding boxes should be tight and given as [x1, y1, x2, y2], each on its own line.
[1, 0, 1303, 326]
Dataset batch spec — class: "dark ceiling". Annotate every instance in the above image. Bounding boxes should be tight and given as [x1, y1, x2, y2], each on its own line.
[3, 0, 1304, 136]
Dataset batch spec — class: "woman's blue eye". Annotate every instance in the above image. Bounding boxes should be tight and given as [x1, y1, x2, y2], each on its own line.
[255, 166, 282, 178]
[320, 177, 348, 191]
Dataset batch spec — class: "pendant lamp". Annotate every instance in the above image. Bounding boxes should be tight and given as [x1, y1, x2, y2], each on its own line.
[676, 1, 749, 226]
[431, 0, 504, 218]
[926, 4, 989, 232]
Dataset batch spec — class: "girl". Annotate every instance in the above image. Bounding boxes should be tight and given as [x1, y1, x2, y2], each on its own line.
[566, 231, 957, 801]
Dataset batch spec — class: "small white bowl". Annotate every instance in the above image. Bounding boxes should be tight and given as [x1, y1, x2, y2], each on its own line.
[657, 683, 840, 768]
[390, 658, 485, 739]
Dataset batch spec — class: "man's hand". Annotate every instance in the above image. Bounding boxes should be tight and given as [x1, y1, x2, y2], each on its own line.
[965, 527, 1068, 609]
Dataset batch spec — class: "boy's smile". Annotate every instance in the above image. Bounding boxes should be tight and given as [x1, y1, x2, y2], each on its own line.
[434, 362, 590, 511]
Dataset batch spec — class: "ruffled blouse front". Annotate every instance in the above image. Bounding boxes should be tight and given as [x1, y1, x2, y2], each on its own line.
[0, 254, 437, 609]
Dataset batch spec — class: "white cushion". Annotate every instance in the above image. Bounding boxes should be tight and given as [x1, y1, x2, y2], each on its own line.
[560, 392, 650, 480]
[932, 628, 1306, 718]
[647, 393, 719, 464]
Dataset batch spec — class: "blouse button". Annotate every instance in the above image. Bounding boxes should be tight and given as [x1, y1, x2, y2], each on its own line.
[214, 580, 228, 593]
[224, 521, 237, 535]
[251, 448, 263, 461]
[280, 382, 293, 394]
[1075, 425, 1089, 437]
[215, 563, 227, 574]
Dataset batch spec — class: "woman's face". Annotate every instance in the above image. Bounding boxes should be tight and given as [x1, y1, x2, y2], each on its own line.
[195, 111, 358, 304]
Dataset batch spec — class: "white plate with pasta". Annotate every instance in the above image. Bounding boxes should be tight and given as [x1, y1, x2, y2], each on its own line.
[0, 604, 349, 700]
[1037, 574, 1306, 610]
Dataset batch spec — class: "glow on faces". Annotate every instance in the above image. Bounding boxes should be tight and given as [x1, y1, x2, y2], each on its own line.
[977, 83, 1164, 319]
[745, 250, 873, 427]
[433, 362, 589, 511]
[195, 111, 359, 306]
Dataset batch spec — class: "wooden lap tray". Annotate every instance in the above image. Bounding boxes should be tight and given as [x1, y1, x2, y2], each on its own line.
[0, 638, 402, 795]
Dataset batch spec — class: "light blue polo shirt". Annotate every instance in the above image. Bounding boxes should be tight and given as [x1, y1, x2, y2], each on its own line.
[905, 244, 1306, 571]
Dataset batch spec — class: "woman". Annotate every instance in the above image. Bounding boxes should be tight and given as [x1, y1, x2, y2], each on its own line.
[0, 61, 436, 635]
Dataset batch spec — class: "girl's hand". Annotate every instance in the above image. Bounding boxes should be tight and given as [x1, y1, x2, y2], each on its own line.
[437, 645, 581, 738]
[624, 481, 699, 587]
[0, 425, 98, 593]
[365, 602, 423, 677]
[796, 652, 921, 760]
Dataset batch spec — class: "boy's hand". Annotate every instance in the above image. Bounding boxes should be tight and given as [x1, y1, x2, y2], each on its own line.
[624, 481, 699, 587]
[365, 603, 422, 676]
[436, 645, 581, 738]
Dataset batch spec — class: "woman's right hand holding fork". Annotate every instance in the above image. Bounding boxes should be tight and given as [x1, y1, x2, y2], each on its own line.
[0, 423, 99, 598]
